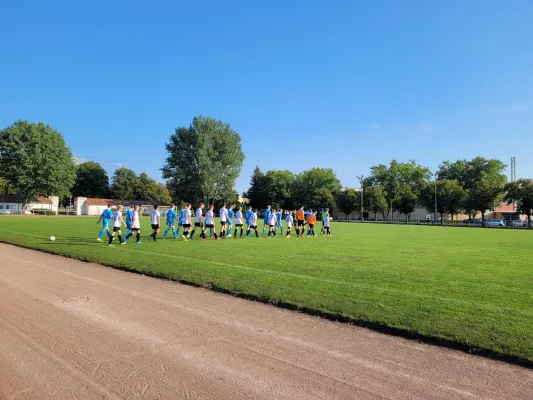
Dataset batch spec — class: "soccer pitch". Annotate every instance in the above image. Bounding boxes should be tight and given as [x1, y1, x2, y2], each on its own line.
[1, 216, 532, 364]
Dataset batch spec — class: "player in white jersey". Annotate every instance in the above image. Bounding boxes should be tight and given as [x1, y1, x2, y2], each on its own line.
[234, 207, 244, 238]
[219, 203, 228, 239]
[189, 202, 204, 239]
[125, 205, 142, 244]
[148, 204, 160, 242]
[181, 204, 192, 241]
[246, 209, 259, 238]
[267, 209, 278, 237]
[285, 212, 294, 238]
[323, 208, 332, 236]
[108, 205, 126, 246]
[204, 204, 218, 240]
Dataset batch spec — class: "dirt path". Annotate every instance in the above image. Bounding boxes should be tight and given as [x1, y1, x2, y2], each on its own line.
[0, 244, 531, 400]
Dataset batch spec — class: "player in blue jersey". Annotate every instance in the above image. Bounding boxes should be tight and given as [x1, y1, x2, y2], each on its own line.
[275, 208, 284, 235]
[162, 204, 179, 239]
[244, 206, 253, 237]
[262, 205, 272, 236]
[96, 204, 113, 242]
[123, 204, 135, 243]
[226, 206, 235, 237]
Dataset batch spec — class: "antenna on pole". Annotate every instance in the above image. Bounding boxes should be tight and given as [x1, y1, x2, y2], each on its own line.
[511, 156, 516, 182]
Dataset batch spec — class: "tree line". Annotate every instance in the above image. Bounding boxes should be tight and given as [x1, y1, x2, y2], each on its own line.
[2, 119, 532, 225]
[246, 158, 533, 226]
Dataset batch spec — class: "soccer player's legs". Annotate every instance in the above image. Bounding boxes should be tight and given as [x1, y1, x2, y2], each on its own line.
[191, 222, 202, 239]
[219, 221, 226, 238]
[149, 224, 160, 242]
[124, 224, 132, 243]
[236, 224, 243, 238]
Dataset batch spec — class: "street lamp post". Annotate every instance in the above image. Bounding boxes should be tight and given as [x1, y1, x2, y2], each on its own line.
[356, 175, 364, 222]
[434, 172, 438, 225]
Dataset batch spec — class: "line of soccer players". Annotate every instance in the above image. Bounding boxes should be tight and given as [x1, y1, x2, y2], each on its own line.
[97, 203, 332, 246]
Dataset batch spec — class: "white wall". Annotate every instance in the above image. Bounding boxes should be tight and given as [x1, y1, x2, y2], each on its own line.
[74, 197, 87, 215]
[0, 202, 21, 213]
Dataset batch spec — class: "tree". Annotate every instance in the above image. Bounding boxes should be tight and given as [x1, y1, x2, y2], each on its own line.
[395, 184, 418, 223]
[365, 160, 431, 219]
[0, 120, 76, 207]
[265, 170, 296, 210]
[71, 162, 109, 198]
[470, 178, 505, 223]
[155, 183, 173, 204]
[438, 157, 506, 221]
[293, 168, 341, 207]
[247, 166, 269, 209]
[162, 116, 244, 206]
[420, 179, 466, 223]
[0, 177, 16, 195]
[335, 189, 359, 219]
[310, 187, 336, 211]
[365, 186, 389, 220]
[110, 167, 138, 200]
[504, 179, 533, 227]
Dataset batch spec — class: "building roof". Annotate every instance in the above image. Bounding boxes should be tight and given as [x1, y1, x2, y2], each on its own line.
[493, 203, 517, 213]
[84, 198, 114, 206]
[0, 195, 52, 204]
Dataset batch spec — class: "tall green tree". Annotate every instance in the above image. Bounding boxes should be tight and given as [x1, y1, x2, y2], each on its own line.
[110, 167, 138, 200]
[71, 162, 109, 198]
[293, 168, 341, 208]
[365, 186, 389, 220]
[162, 116, 244, 206]
[247, 166, 269, 209]
[265, 170, 296, 210]
[335, 189, 359, 219]
[365, 160, 430, 218]
[438, 157, 506, 222]
[504, 179, 533, 227]
[420, 179, 466, 223]
[310, 187, 336, 211]
[395, 184, 418, 223]
[0, 120, 76, 207]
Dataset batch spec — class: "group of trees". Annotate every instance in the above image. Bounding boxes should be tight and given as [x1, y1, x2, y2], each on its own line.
[70, 162, 172, 204]
[246, 167, 342, 211]
[2, 119, 533, 225]
[0, 116, 245, 210]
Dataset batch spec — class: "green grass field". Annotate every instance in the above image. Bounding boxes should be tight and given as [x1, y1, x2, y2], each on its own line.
[1, 216, 532, 363]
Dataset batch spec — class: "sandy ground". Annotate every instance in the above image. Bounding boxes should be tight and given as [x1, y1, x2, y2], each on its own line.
[0, 244, 532, 400]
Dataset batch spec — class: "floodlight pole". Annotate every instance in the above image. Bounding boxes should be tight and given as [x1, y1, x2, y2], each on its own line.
[356, 175, 364, 223]
[434, 172, 438, 225]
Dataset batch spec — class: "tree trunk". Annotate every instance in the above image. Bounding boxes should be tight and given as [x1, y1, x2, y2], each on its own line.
[440, 212, 444, 225]
[528, 213, 532, 228]
[481, 212, 485, 227]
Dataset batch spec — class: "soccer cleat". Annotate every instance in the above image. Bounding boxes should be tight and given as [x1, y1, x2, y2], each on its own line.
[227, 234, 232, 238]
[182, 235, 188, 241]
[121, 242, 126, 245]
[136, 241, 143, 244]
[108, 244, 116, 247]
[96, 238, 103, 242]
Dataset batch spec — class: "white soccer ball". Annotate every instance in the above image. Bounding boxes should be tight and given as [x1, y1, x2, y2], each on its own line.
[50, 236, 56, 241]
[329, 217, 333, 221]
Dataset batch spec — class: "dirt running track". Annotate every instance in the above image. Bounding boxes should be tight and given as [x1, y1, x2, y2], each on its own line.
[0, 244, 532, 400]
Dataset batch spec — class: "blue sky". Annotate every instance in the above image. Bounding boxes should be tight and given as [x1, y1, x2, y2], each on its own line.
[2, 1, 532, 193]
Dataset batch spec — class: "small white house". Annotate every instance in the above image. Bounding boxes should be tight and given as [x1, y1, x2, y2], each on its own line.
[73, 197, 171, 216]
[0, 195, 59, 214]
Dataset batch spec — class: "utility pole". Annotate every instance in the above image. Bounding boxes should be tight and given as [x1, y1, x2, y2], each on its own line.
[434, 172, 438, 225]
[356, 175, 364, 222]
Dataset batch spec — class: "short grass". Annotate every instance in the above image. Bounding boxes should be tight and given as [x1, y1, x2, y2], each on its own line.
[1, 216, 532, 363]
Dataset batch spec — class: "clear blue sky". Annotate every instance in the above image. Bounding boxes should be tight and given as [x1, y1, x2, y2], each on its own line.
[2, 0, 532, 193]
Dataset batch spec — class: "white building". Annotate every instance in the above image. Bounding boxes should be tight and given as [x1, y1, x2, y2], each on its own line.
[0, 195, 59, 214]
[73, 197, 171, 216]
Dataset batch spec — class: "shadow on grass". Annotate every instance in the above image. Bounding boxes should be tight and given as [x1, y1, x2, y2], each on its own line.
[1, 239, 532, 370]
